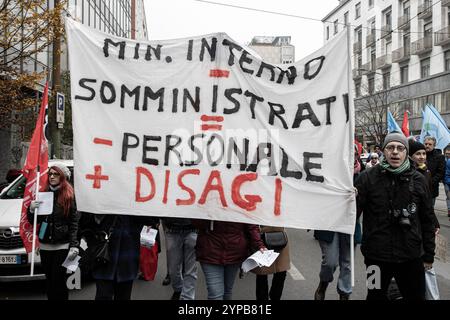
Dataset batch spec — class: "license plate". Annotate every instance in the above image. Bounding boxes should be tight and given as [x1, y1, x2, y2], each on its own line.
[0, 255, 20, 264]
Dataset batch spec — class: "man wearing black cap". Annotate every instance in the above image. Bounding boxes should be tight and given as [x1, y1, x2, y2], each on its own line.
[355, 132, 436, 300]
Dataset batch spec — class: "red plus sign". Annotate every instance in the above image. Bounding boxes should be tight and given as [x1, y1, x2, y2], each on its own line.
[86, 165, 109, 189]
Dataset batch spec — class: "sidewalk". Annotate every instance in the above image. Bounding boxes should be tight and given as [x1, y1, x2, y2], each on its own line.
[435, 184, 449, 227]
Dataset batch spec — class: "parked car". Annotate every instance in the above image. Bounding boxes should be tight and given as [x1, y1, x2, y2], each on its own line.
[0, 160, 73, 281]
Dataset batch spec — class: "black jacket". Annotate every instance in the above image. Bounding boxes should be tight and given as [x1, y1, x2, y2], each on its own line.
[426, 149, 445, 198]
[27, 190, 80, 248]
[161, 217, 196, 232]
[355, 164, 435, 263]
[416, 166, 440, 229]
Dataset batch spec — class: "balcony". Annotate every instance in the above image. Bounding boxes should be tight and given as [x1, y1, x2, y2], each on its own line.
[352, 69, 363, 79]
[353, 41, 362, 54]
[360, 62, 374, 75]
[411, 36, 433, 55]
[442, 0, 450, 7]
[381, 25, 392, 39]
[418, 1, 433, 19]
[435, 26, 450, 46]
[392, 46, 411, 63]
[397, 14, 410, 30]
[366, 33, 376, 47]
[376, 54, 392, 69]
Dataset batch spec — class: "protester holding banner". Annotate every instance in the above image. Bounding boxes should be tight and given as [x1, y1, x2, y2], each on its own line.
[252, 226, 290, 301]
[161, 217, 198, 300]
[313, 145, 363, 300]
[355, 132, 436, 300]
[192, 220, 265, 300]
[27, 164, 80, 300]
[80, 213, 159, 300]
[424, 136, 446, 207]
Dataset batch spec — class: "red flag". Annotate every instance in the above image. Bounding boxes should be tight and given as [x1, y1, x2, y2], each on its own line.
[19, 83, 49, 253]
[401, 111, 410, 137]
[354, 138, 363, 155]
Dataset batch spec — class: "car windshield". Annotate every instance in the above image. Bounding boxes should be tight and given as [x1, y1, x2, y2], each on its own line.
[0, 176, 26, 199]
[0, 166, 74, 200]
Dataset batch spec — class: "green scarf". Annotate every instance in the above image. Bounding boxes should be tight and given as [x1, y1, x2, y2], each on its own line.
[379, 155, 410, 174]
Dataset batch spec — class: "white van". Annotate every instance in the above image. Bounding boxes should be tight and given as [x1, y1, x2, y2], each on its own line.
[0, 160, 73, 281]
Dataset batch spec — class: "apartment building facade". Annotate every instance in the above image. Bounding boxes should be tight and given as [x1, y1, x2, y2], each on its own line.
[323, 0, 450, 146]
[248, 36, 295, 64]
[0, 0, 148, 178]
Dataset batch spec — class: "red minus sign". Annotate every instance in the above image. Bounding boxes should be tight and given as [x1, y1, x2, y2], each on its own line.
[93, 138, 113, 146]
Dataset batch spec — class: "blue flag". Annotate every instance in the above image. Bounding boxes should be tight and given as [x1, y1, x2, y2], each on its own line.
[387, 111, 402, 133]
[419, 104, 450, 150]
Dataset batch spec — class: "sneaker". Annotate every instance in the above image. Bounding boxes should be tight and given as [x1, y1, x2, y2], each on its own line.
[162, 274, 171, 286]
[339, 293, 350, 300]
[171, 291, 181, 300]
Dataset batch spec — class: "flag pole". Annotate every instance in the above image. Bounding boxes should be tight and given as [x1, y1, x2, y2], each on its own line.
[30, 83, 47, 276]
[30, 171, 40, 276]
[346, 22, 355, 288]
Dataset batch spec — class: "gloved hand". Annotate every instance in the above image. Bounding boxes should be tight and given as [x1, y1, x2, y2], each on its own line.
[67, 247, 79, 261]
[29, 200, 43, 212]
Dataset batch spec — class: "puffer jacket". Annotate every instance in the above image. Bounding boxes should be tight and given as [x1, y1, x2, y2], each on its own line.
[355, 164, 435, 263]
[445, 158, 450, 186]
[27, 189, 80, 248]
[192, 220, 265, 265]
[426, 149, 445, 198]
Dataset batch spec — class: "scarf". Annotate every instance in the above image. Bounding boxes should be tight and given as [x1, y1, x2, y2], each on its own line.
[379, 155, 410, 174]
[49, 185, 61, 191]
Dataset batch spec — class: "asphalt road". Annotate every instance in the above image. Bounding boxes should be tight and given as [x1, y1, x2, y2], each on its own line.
[1, 187, 449, 300]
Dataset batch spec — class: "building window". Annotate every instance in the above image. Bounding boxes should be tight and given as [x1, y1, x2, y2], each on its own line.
[445, 50, 450, 71]
[368, 76, 375, 95]
[369, 0, 374, 9]
[355, 81, 361, 97]
[344, 12, 349, 26]
[385, 40, 392, 54]
[403, 0, 410, 19]
[370, 46, 376, 70]
[383, 72, 391, 90]
[400, 65, 409, 84]
[326, 26, 330, 40]
[384, 8, 392, 28]
[334, 20, 338, 34]
[424, 22, 433, 40]
[420, 58, 430, 78]
[355, 2, 361, 19]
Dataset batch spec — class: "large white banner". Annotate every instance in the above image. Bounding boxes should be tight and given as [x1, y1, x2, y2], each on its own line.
[65, 18, 356, 233]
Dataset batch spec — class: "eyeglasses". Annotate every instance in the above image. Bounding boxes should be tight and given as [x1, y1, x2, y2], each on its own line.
[48, 172, 60, 177]
[385, 145, 406, 152]
[372, 157, 378, 159]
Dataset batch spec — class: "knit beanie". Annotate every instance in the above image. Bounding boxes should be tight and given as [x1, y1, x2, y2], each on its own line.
[408, 140, 426, 157]
[50, 163, 71, 179]
[382, 132, 409, 153]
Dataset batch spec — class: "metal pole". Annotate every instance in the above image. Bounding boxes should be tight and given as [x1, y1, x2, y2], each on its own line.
[30, 171, 40, 276]
[51, 0, 62, 158]
[346, 23, 356, 288]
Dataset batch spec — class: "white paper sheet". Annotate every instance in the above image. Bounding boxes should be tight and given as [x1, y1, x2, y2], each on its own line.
[62, 255, 81, 272]
[241, 250, 280, 273]
[36, 192, 54, 215]
[140, 226, 158, 248]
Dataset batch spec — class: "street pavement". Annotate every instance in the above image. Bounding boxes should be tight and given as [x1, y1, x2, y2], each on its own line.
[0, 187, 449, 300]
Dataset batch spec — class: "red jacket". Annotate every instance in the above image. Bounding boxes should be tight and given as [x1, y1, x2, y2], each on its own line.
[192, 220, 265, 265]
